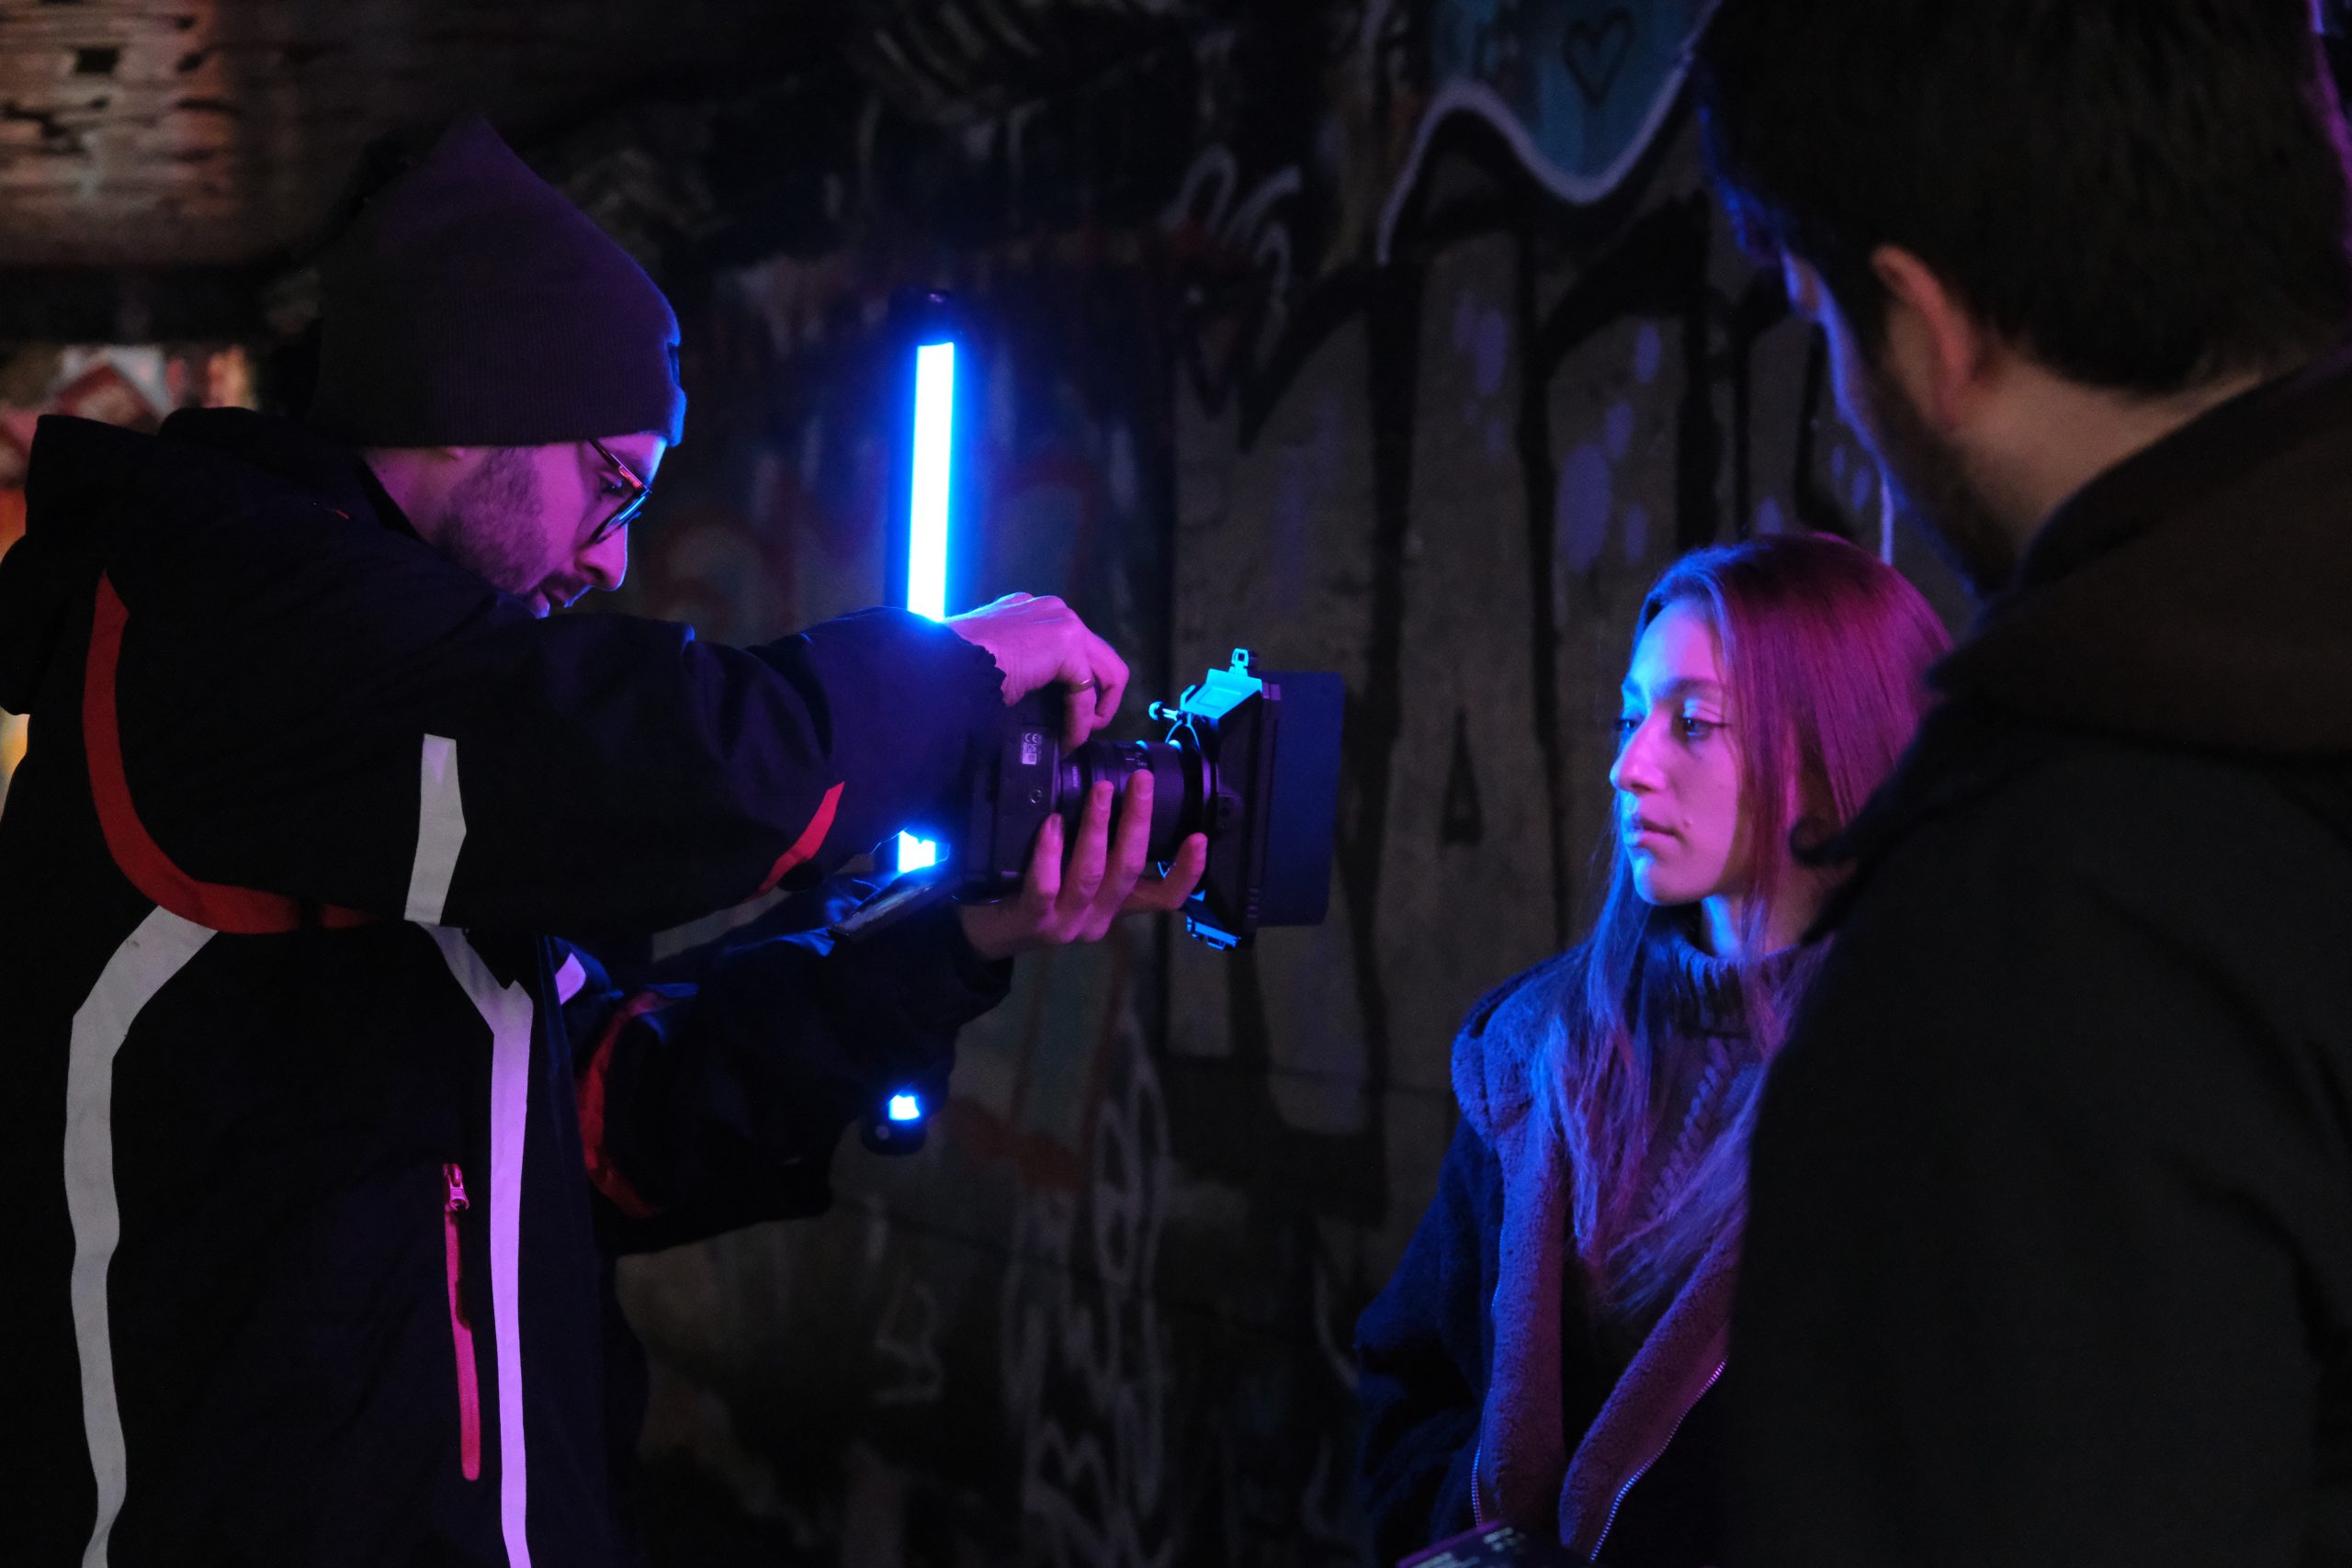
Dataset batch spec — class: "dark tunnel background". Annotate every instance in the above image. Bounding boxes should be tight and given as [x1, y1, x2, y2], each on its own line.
[10, 2, 2346, 1562]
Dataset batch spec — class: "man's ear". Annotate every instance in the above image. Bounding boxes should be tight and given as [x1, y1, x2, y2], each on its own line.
[1869, 244, 1991, 432]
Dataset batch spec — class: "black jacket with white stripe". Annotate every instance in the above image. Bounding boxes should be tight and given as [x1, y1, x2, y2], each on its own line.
[0, 409, 1014, 1566]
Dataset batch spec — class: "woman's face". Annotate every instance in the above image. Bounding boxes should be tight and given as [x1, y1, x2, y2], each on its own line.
[1611, 601, 1751, 908]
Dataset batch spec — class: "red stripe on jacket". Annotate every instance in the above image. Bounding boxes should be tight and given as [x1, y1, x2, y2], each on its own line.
[577, 989, 673, 1220]
[754, 780, 844, 897]
[84, 574, 373, 934]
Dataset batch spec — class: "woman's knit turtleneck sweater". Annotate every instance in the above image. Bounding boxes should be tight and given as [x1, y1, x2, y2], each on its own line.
[1448, 921, 1822, 1561]
[1625, 926, 1818, 1301]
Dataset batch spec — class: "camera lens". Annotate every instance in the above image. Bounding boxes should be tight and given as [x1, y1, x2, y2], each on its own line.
[1057, 739, 1210, 861]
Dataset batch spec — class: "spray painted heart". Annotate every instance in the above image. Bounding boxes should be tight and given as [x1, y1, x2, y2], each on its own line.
[1562, 9, 1636, 106]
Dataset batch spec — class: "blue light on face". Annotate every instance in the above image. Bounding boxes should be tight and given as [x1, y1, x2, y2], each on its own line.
[888, 1092, 924, 1123]
[899, 338, 956, 877]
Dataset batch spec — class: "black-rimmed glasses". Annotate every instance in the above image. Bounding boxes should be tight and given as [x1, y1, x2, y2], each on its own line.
[585, 437, 652, 546]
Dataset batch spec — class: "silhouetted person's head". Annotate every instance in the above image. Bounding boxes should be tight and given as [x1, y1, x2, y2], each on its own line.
[1696, 0, 2352, 594]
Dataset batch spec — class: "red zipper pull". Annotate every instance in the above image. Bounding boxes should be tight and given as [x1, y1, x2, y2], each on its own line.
[442, 1161, 481, 1482]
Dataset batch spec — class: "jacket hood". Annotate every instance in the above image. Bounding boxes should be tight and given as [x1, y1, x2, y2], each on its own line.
[0, 410, 381, 716]
[1932, 344, 2352, 756]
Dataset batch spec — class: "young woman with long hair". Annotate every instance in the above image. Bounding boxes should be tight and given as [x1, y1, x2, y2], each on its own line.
[1355, 533, 1950, 1567]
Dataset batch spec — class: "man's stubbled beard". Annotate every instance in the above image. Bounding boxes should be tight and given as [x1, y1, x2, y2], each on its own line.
[1848, 352, 2019, 599]
[432, 447, 544, 597]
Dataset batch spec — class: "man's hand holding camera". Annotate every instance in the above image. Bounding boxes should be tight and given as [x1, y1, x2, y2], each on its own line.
[946, 592, 1209, 961]
[948, 591, 1129, 748]
[956, 773, 1209, 961]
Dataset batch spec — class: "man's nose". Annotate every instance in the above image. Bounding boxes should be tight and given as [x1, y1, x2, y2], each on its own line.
[582, 529, 628, 593]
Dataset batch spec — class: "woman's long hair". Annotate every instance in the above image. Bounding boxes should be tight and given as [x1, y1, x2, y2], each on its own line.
[1543, 533, 1949, 1317]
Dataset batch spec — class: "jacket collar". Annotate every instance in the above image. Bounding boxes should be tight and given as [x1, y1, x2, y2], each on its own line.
[1928, 341, 2352, 756]
[1815, 341, 2352, 933]
[157, 407, 408, 533]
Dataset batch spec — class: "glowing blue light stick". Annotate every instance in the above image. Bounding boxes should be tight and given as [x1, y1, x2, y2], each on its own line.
[899, 338, 956, 874]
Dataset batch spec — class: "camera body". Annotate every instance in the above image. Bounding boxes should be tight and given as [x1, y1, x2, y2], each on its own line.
[954, 649, 1344, 949]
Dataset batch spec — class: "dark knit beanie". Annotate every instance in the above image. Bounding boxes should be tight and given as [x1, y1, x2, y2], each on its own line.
[308, 115, 686, 448]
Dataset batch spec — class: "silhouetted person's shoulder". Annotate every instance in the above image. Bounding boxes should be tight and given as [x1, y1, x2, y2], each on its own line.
[1733, 718, 2352, 1568]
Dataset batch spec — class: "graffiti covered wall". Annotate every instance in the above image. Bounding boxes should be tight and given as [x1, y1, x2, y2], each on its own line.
[573, 4, 1971, 1564]
[0, 343, 256, 812]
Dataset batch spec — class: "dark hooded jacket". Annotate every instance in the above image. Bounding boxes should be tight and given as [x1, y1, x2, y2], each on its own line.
[1358, 928, 1817, 1568]
[0, 409, 1013, 1566]
[1729, 350, 2352, 1568]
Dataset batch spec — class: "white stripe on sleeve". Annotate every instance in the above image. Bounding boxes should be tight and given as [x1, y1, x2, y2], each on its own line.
[67, 907, 214, 1568]
[405, 735, 467, 925]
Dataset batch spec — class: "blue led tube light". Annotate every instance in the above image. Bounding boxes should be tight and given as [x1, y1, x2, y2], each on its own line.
[899, 339, 956, 874]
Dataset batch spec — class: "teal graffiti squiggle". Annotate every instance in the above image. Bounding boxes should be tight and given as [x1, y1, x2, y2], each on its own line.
[1427, 0, 1711, 197]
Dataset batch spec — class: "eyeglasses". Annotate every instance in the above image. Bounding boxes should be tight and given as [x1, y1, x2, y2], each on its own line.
[584, 437, 652, 547]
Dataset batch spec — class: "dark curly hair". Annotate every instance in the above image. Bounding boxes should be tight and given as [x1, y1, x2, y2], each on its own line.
[1695, 0, 2352, 393]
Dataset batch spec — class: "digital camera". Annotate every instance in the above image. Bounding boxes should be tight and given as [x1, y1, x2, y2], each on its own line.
[954, 649, 1344, 949]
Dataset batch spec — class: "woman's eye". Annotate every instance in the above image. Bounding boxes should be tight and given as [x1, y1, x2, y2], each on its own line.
[1612, 716, 1641, 743]
[601, 479, 630, 498]
[1679, 716, 1717, 740]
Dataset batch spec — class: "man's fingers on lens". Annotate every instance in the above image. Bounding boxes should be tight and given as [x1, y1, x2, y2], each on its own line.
[1120, 833, 1206, 914]
[1110, 771, 1155, 866]
[1081, 777, 1154, 937]
[1025, 813, 1065, 907]
[978, 801, 1204, 953]
[1058, 782, 1114, 910]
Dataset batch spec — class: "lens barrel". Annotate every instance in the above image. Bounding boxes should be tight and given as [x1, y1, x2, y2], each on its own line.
[1054, 739, 1212, 861]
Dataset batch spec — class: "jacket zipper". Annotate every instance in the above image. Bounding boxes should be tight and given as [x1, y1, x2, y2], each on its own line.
[1470, 1437, 1486, 1526]
[1589, 1359, 1724, 1558]
[443, 1162, 482, 1482]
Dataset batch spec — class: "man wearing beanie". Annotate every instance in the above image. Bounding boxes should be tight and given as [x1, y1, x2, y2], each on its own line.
[0, 116, 1203, 1567]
